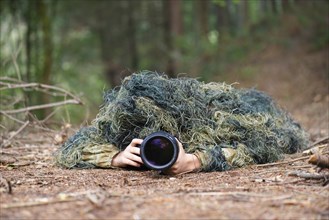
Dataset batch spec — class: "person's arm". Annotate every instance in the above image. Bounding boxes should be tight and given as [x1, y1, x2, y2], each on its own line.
[162, 140, 201, 175]
[55, 126, 120, 168]
[186, 145, 232, 172]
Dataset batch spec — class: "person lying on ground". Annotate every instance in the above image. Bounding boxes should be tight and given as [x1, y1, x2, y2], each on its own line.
[55, 71, 309, 175]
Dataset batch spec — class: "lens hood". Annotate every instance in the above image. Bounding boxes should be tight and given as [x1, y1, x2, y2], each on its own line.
[140, 131, 179, 171]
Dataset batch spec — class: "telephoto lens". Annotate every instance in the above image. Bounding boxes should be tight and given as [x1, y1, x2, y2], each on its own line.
[140, 131, 179, 171]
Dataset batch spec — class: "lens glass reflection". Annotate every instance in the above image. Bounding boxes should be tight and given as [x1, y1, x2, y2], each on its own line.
[144, 137, 174, 166]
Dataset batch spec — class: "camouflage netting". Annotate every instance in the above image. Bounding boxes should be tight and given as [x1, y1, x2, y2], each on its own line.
[55, 71, 309, 171]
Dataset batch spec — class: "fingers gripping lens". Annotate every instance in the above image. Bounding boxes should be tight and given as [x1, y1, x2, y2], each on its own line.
[140, 131, 179, 170]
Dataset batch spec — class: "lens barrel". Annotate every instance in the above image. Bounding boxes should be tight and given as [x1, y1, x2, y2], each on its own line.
[140, 131, 179, 171]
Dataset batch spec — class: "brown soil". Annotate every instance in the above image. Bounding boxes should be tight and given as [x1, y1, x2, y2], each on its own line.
[1, 37, 328, 220]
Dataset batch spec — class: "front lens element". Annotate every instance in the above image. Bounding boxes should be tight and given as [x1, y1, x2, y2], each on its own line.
[144, 137, 174, 166]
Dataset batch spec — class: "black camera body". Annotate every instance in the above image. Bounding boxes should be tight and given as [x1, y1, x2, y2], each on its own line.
[140, 131, 179, 171]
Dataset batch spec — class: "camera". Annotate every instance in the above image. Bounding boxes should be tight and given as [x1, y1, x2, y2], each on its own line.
[140, 131, 179, 171]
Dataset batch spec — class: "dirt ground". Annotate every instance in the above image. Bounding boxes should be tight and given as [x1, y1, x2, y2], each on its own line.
[1, 35, 328, 219]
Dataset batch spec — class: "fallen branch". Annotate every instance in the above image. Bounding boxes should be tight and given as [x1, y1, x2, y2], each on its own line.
[255, 155, 310, 168]
[185, 191, 292, 201]
[288, 171, 329, 180]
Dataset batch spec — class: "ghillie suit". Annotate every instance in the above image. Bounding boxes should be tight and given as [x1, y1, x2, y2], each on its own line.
[55, 71, 309, 171]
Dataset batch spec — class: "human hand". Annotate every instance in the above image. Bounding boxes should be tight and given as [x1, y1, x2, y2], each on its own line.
[163, 139, 201, 175]
[111, 138, 143, 168]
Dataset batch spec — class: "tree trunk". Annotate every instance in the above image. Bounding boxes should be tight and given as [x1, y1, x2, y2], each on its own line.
[25, 1, 32, 83]
[197, 0, 209, 38]
[163, 0, 173, 76]
[237, 0, 248, 34]
[95, 1, 130, 88]
[226, 0, 239, 36]
[98, 28, 121, 88]
[164, 0, 183, 77]
[37, 0, 53, 118]
[216, 4, 228, 34]
[169, 0, 183, 36]
[24, 0, 34, 120]
[127, 1, 138, 70]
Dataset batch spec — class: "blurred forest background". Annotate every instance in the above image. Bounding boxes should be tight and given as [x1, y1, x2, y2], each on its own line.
[0, 0, 328, 129]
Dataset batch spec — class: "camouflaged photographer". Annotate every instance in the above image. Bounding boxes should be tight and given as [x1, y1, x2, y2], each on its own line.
[55, 71, 309, 172]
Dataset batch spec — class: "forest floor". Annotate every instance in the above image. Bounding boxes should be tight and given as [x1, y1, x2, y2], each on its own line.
[1, 34, 329, 219]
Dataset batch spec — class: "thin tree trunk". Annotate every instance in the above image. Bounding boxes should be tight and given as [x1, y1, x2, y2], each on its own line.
[169, 0, 183, 36]
[37, 0, 53, 118]
[98, 27, 123, 88]
[164, 0, 183, 77]
[127, 1, 138, 70]
[24, 0, 34, 120]
[163, 0, 174, 77]
[25, 2, 32, 83]
[216, 4, 228, 34]
[237, 0, 248, 34]
[197, 0, 209, 38]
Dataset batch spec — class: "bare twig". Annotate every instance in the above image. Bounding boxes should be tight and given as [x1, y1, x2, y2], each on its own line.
[11, 43, 23, 81]
[0, 82, 82, 103]
[0, 111, 57, 133]
[186, 191, 292, 201]
[0, 78, 83, 133]
[0, 77, 22, 83]
[1, 99, 81, 114]
[39, 108, 58, 123]
[255, 155, 310, 168]
[0, 121, 29, 147]
[26, 112, 59, 133]
[2, 95, 24, 107]
[303, 137, 329, 150]
[0, 111, 26, 124]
